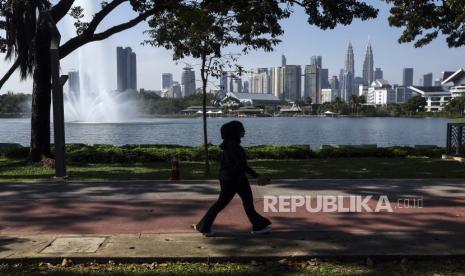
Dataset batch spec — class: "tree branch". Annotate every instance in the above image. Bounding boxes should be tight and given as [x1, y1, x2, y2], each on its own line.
[59, 11, 153, 59]
[50, 0, 75, 22]
[85, 0, 127, 35]
[0, 58, 20, 90]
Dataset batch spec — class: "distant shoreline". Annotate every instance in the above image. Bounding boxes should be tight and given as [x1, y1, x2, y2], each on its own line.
[0, 113, 460, 120]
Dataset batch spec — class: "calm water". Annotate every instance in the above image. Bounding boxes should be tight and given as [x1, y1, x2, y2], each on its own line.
[0, 117, 452, 148]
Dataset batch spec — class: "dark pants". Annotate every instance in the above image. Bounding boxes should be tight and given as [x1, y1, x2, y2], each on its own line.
[196, 177, 271, 232]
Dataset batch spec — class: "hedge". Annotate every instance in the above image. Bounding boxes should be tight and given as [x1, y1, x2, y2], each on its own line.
[0, 144, 446, 163]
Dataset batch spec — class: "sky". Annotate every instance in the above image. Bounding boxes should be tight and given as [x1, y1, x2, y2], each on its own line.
[1, 0, 465, 94]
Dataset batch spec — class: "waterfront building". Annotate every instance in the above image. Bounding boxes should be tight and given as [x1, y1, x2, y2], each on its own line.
[220, 72, 228, 92]
[409, 86, 451, 112]
[224, 91, 281, 107]
[321, 88, 339, 103]
[366, 79, 396, 105]
[442, 68, 465, 97]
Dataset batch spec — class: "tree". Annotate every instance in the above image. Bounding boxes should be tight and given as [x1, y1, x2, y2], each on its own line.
[0, 0, 169, 161]
[144, 0, 377, 174]
[404, 95, 427, 113]
[385, 0, 465, 47]
[444, 95, 465, 115]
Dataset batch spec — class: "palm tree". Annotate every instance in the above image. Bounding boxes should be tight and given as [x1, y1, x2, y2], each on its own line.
[333, 97, 343, 114]
[349, 95, 359, 115]
[3, 0, 56, 160]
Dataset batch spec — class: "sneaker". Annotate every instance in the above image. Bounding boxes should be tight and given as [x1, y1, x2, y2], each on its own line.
[191, 224, 215, 237]
[251, 225, 272, 235]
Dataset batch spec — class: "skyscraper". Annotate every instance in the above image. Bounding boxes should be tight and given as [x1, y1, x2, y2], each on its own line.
[330, 76, 339, 90]
[403, 68, 414, 86]
[250, 68, 270, 94]
[310, 56, 322, 67]
[220, 72, 228, 92]
[116, 46, 137, 91]
[281, 54, 287, 66]
[232, 77, 243, 93]
[68, 71, 80, 95]
[243, 80, 249, 93]
[181, 67, 196, 97]
[304, 65, 320, 103]
[320, 68, 330, 89]
[423, 73, 433, 86]
[341, 42, 355, 101]
[271, 65, 301, 101]
[161, 73, 173, 90]
[374, 68, 383, 81]
[362, 40, 374, 86]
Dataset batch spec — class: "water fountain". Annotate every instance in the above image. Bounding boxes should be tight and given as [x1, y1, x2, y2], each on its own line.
[62, 0, 138, 123]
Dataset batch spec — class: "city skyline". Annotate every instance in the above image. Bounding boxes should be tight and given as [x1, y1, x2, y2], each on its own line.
[0, 1, 464, 94]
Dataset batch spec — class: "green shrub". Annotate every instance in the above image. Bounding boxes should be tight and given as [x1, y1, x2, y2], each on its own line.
[0, 144, 447, 163]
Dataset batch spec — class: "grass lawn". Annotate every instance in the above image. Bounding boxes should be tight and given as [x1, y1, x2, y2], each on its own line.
[1, 157, 465, 182]
[1, 258, 465, 275]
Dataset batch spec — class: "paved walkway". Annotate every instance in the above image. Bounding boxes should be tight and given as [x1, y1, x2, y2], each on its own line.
[1, 179, 465, 260]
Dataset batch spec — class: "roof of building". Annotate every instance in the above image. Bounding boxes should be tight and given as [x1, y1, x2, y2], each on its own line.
[442, 68, 465, 85]
[409, 86, 449, 94]
[226, 92, 280, 102]
[372, 79, 391, 88]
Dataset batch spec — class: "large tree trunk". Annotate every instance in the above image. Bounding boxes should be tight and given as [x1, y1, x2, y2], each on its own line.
[200, 55, 210, 175]
[30, 22, 52, 162]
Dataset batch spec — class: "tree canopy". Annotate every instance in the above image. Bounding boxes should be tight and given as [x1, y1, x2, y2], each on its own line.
[385, 0, 465, 47]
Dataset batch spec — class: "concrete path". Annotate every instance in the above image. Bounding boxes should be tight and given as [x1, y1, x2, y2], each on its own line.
[1, 179, 465, 260]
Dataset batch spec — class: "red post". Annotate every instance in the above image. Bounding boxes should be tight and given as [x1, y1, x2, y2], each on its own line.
[170, 157, 180, 180]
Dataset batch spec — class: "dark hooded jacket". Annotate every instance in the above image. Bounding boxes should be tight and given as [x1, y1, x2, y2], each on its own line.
[218, 121, 259, 181]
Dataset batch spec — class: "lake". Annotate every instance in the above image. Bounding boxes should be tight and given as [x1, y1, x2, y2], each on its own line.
[0, 117, 452, 148]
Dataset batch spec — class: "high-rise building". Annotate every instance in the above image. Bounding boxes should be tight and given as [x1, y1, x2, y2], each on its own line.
[403, 68, 414, 86]
[116, 46, 137, 91]
[374, 68, 383, 81]
[362, 40, 374, 86]
[161, 73, 173, 90]
[281, 54, 287, 66]
[330, 76, 339, 90]
[232, 77, 243, 93]
[271, 65, 301, 101]
[220, 72, 228, 92]
[341, 42, 355, 101]
[243, 80, 249, 93]
[250, 68, 271, 94]
[68, 71, 80, 95]
[354, 77, 364, 96]
[339, 69, 344, 90]
[320, 68, 330, 89]
[423, 73, 433, 86]
[181, 67, 196, 97]
[310, 56, 322, 67]
[304, 65, 320, 103]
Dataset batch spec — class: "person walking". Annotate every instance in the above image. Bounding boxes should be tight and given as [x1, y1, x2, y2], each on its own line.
[193, 120, 272, 236]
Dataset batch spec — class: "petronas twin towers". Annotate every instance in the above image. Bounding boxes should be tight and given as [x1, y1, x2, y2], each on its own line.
[341, 39, 374, 102]
[362, 40, 374, 86]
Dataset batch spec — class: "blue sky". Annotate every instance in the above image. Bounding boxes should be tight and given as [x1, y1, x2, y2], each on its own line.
[1, 0, 464, 94]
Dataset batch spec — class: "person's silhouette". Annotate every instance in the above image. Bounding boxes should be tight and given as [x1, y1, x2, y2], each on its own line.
[193, 121, 272, 235]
